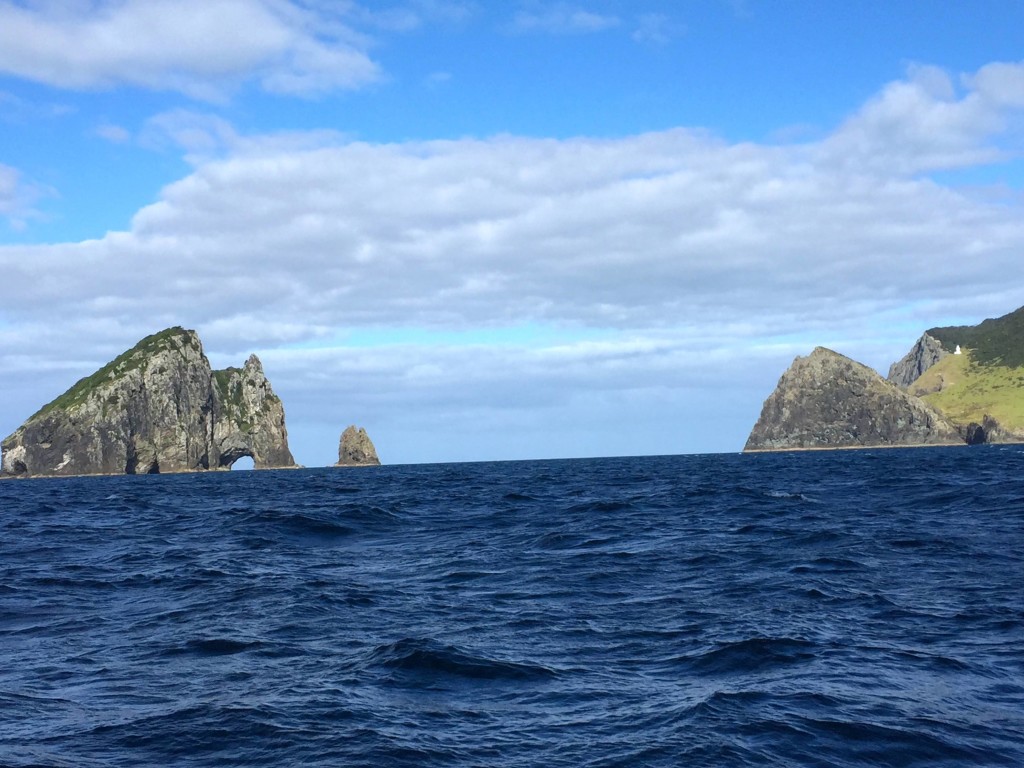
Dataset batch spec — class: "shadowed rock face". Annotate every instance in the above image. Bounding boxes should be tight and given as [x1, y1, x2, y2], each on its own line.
[745, 347, 963, 452]
[887, 333, 948, 389]
[1, 328, 296, 477]
[336, 425, 381, 467]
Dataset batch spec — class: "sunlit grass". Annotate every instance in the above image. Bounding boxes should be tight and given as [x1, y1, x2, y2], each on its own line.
[913, 351, 1024, 428]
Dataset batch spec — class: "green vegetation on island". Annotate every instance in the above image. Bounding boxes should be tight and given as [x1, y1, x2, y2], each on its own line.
[928, 306, 1024, 368]
[911, 349, 1024, 431]
[31, 326, 195, 421]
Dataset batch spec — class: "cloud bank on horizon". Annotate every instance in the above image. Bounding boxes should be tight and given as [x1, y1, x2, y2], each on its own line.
[1, 1, 1023, 465]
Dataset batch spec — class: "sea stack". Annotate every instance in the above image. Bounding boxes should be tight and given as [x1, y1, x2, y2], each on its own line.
[336, 425, 381, 467]
[744, 347, 962, 452]
[1, 327, 297, 477]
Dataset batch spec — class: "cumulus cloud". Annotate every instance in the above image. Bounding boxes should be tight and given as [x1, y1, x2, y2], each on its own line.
[0, 0, 380, 99]
[2, 61, 1024, 460]
[821, 62, 1024, 174]
[511, 2, 620, 35]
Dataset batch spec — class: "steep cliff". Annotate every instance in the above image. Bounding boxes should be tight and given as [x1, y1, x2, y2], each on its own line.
[1, 328, 296, 477]
[212, 355, 295, 469]
[335, 425, 381, 467]
[887, 333, 947, 388]
[745, 347, 962, 452]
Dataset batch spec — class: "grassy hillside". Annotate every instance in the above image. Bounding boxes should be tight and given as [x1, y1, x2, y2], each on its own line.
[30, 327, 195, 421]
[928, 306, 1024, 367]
[911, 351, 1024, 430]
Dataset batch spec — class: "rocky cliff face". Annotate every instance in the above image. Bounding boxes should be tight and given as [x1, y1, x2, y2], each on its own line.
[745, 347, 962, 451]
[887, 333, 948, 388]
[1, 328, 296, 477]
[336, 425, 381, 466]
[212, 355, 295, 469]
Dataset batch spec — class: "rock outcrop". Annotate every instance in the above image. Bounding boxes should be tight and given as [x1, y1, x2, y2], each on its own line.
[1, 327, 296, 477]
[335, 425, 381, 467]
[745, 347, 963, 452]
[961, 415, 1007, 446]
[211, 355, 294, 470]
[887, 332, 948, 388]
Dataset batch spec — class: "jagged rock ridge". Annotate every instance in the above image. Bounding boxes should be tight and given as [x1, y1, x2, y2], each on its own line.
[745, 347, 962, 452]
[1, 327, 296, 477]
[887, 332, 948, 388]
[336, 425, 381, 467]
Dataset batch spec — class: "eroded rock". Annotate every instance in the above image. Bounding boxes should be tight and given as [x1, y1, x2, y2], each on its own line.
[335, 425, 381, 467]
[1, 328, 296, 477]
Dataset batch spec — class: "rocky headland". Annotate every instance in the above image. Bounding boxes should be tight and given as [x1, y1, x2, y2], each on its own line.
[746, 306, 1024, 452]
[1, 327, 296, 477]
[335, 425, 381, 467]
[744, 347, 962, 451]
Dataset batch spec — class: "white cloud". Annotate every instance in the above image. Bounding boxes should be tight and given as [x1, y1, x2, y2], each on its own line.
[0, 162, 51, 229]
[425, 70, 453, 88]
[0, 0, 380, 99]
[968, 62, 1024, 109]
[96, 122, 131, 143]
[254, 334, 781, 463]
[0, 164, 21, 212]
[632, 13, 685, 45]
[348, 0, 477, 31]
[140, 109, 242, 160]
[0, 89, 74, 122]
[3, 64, 1024, 335]
[821, 62, 1024, 174]
[2, 61, 1024, 461]
[511, 2, 620, 35]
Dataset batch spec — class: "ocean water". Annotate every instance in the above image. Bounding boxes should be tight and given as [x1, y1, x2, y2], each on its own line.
[1, 447, 1022, 767]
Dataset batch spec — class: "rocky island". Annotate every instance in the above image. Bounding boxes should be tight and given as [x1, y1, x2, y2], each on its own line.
[335, 425, 381, 467]
[1, 327, 296, 477]
[744, 347, 961, 451]
[745, 306, 1024, 451]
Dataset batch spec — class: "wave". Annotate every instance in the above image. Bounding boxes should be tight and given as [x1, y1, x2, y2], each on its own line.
[3, 452, 1022, 768]
[674, 637, 818, 675]
[161, 638, 263, 657]
[232, 503, 401, 542]
[367, 638, 559, 683]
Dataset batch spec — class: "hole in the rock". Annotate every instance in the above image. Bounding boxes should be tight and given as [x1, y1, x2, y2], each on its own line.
[231, 455, 255, 471]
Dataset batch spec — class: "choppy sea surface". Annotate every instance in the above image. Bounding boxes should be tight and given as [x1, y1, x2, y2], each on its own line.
[2, 447, 1023, 767]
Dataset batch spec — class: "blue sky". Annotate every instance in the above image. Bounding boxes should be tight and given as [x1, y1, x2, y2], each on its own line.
[2, 1, 1024, 466]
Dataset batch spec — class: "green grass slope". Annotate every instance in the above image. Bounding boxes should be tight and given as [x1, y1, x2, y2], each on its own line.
[910, 351, 1024, 432]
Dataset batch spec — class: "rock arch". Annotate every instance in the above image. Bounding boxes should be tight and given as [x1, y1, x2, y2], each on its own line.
[218, 444, 255, 469]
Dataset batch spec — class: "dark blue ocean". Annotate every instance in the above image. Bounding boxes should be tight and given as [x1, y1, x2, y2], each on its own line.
[2, 448, 1023, 767]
